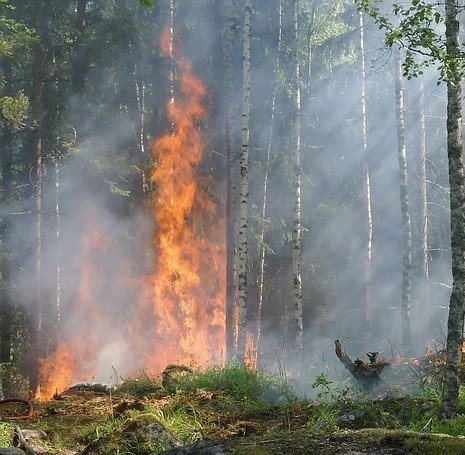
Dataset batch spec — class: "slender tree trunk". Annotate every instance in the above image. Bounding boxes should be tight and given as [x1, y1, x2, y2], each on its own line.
[236, 0, 251, 363]
[135, 66, 146, 157]
[292, 0, 303, 354]
[255, 0, 282, 365]
[74, 0, 88, 93]
[30, 1, 44, 395]
[305, 0, 317, 94]
[224, 0, 238, 360]
[54, 157, 62, 326]
[360, 11, 373, 347]
[419, 82, 430, 321]
[394, 48, 412, 355]
[440, 0, 465, 419]
[0, 128, 13, 364]
[168, 0, 175, 122]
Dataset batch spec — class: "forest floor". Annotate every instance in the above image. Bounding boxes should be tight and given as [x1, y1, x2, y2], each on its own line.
[1, 365, 465, 455]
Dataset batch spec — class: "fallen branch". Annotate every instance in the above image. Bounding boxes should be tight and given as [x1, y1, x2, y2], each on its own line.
[13, 426, 38, 455]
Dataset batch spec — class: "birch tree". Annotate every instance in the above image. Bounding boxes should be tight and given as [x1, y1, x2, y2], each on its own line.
[224, 0, 239, 360]
[419, 82, 430, 319]
[236, 0, 251, 363]
[359, 10, 373, 347]
[292, 0, 303, 353]
[394, 48, 412, 355]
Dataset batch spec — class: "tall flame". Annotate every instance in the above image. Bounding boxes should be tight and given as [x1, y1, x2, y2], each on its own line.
[37, 28, 225, 399]
[132, 27, 225, 370]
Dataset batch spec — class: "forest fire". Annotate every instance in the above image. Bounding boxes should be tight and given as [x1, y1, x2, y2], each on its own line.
[37, 225, 111, 400]
[132, 27, 225, 371]
[36, 29, 225, 399]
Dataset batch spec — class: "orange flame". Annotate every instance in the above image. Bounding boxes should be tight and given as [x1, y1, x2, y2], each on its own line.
[245, 332, 256, 369]
[37, 223, 111, 400]
[132, 26, 225, 370]
[36, 27, 225, 399]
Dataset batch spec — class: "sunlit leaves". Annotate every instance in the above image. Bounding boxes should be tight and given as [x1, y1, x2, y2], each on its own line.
[0, 90, 29, 130]
[358, 0, 465, 82]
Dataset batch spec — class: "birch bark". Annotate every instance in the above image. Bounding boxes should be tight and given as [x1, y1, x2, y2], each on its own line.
[236, 0, 251, 363]
[292, 0, 303, 353]
[394, 48, 412, 355]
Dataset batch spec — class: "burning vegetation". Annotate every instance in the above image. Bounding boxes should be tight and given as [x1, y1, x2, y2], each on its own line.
[36, 29, 225, 400]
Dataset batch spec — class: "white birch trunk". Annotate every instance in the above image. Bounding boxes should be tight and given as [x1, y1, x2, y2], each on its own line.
[394, 48, 412, 354]
[360, 11, 373, 347]
[224, 0, 239, 360]
[419, 82, 430, 319]
[236, 0, 251, 363]
[292, 0, 303, 353]
[55, 157, 61, 325]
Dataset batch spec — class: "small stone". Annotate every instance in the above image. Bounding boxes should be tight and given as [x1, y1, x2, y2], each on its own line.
[0, 448, 26, 455]
[137, 422, 181, 448]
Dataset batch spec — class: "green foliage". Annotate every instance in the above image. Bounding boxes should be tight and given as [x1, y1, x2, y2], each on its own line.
[359, 0, 464, 81]
[0, 90, 28, 130]
[139, 0, 153, 5]
[174, 364, 295, 407]
[149, 407, 203, 444]
[311, 373, 334, 400]
[116, 375, 164, 398]
[306, 403, 339, 431]
[0, 422, 12, 446]
[0, 362, 29, 397]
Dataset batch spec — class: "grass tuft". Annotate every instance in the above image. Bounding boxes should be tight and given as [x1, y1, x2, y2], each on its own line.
[0, 422, 12, 446]
[116, 375, 164, 398]
[174, 364, 295, 408]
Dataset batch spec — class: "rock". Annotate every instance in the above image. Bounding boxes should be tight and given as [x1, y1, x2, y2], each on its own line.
[136, 422, 182, 449]
[161, 441, 227, 455]
[20, 430, 47, 442]
[338, 404, 397, 430]
[0, 449, 26, 455]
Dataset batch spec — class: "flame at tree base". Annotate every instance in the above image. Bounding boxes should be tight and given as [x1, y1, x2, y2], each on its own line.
[129, 26, 225, 371]
[36, 27, 225, 400]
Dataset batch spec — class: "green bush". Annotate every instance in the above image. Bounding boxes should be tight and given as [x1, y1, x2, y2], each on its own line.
[174, 364, 295, 407]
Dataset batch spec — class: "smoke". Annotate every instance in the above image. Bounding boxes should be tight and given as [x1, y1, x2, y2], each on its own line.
[3, 0, 453, 395]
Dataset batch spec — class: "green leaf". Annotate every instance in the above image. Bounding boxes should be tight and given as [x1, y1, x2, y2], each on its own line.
[139, 0, 152, 5]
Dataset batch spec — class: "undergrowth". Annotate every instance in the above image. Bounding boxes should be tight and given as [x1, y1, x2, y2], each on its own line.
[173, 364, 296, 408]
[0, 422, 12, 446]
[116, 374, 163, 398]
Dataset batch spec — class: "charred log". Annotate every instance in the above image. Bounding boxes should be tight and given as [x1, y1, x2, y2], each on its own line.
[335, 340, 389, 389]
